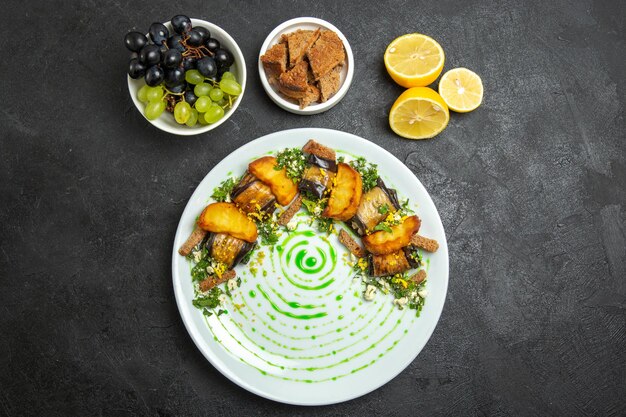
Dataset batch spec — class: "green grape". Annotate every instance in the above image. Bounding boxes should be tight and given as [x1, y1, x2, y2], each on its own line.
[185, 69, 204, 85]
[185, 109, 199, 127]
[216, 98, 228, 107]
[198, 112, 210, 125]
[221, 71, 235, 81]
[219, 79, 242, 96]
[146, 86, 164, 102]
[145, 100, 166, 120]
[194, 82, 212, 97]
[203, 103, 225, 123]
[174, 101, 192, 124]
[137, 85, 151, 103]
[195, 96, 212, 112]
[209, 88, 224, 102]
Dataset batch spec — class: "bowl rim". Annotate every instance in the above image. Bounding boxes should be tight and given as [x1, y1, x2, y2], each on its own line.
[257, 17, 354, 115]
[127, 18, 246, 136]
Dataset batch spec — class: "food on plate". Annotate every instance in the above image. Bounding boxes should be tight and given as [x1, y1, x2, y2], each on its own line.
[322, 162, 362, 221]
[178, 226, 208, 256]
[410, 234, 440, 252]
[249, 156, 298, 206]
[204, 232, 255, 268]
[124, 14, 242, 127]
[198, 202, 258, 242]
[350, 178, 401, 235]
[260, 28, 345, 108]
[180, 139, 440, 317]
[362, 215, 421, 255]
[230, 173, 277, 214]
[338, 229, 365, 258]
[384, 33, 444, 88]
[298, 140, 337, 199]
[438, 67, 483, 113]
[389, 87, 450, 140]
[306, 30, 345, 80]
[278, 194, 303, 226]
[259, 43, 287, 78]
[284, 29, 321, 67]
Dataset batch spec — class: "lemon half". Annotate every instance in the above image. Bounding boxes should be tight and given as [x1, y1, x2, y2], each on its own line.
[389, 87, 450, 140]
[384, 34, 445, 88]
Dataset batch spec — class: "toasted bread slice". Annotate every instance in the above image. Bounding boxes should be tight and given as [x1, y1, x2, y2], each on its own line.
[286, 29, 320, 67]
[178, 226, 208, 256]
[261, 43, 287, 79]
[302, 139, 336, 160]
[409, 269, 427, 284]
[278, 194, 303, 226]
[318, 65, 341, 102]
[307, 30, 345, 80]
[278, 61, 309, 99]
[299, 84, 320, 108]
[410, 234, 439, 252]
[199, 270, 236, 292]
[339, 229, 365, 258]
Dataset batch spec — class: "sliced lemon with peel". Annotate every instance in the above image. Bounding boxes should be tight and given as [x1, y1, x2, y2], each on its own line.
[384, 34, 445, 88]
[389, 87, 450, 140]
[438, 68, 483, 113]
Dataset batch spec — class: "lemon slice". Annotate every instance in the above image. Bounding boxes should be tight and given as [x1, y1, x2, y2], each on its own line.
[384, 34, 445, 88]
[438, 68, 483, 113]
[389, 87, 450, 140]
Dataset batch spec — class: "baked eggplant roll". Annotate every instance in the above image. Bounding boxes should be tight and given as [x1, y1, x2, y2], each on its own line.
[368, 246, 421, 277]
[230, 172, 277, 214]
[299, 140, 337, 200]
[350, 178, 401, 235]
[204, 232, 255, 269]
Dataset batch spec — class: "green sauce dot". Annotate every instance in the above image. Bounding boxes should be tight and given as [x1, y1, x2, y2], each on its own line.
[305, 325, 310, 330]
[336, 295, 343, 301]
[249, 290, 256, 298]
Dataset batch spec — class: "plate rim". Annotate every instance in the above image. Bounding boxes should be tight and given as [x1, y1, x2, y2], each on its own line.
[171, 128, 449, 405]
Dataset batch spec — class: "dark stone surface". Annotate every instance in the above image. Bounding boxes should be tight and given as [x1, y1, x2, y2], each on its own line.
[0, 0, 624, 415]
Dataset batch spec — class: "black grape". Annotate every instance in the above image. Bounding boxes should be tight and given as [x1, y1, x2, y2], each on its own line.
[182, 57, 197, 71]
[197, 56, 217, 77]
[149, 22, 169, 45]
[128, 59, 146, 79]
[205, 38, 220, 53]
[166, 35, 185, 52]
[124, 31, 148, 52]
[184, 90, 198, 106]
[165, 67, 186, 87]
[139, 44, 161, 66]
[162, 49, 182, 69]
[145, 65, 165, 86]
[214, 48, 234, 69]
[187, 29, 204, 47]
[194, 27, 210, 44]
[171, 15, 192, 34]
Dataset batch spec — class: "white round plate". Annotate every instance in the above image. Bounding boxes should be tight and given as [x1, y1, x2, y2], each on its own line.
[127, 18, 246, 136]
[172, 128, 448, 405]
[258, 17, 354, 115]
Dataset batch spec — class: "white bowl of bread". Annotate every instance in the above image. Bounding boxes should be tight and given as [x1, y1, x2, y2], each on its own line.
[258, 17, 354, 115]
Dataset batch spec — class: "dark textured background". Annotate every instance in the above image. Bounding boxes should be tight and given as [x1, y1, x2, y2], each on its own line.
[1, 0, 624, 415]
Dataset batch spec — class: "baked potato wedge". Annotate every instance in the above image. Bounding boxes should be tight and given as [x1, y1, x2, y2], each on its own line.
[362, 215, 421, 255]
[198, 202, 258, 243]
[322, 163, 363, 221]
[249, 156, 298, 206]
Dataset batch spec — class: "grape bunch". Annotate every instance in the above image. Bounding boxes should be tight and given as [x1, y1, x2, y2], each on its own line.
[124, 15, 242, 127]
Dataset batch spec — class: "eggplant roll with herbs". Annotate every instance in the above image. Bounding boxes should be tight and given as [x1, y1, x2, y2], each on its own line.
[350, 178, 401, 236]
[299, 140, 338, 200]
[230, 172, 277, 214]
[204, 232, 255, 269]
[368, 246, 421, 277]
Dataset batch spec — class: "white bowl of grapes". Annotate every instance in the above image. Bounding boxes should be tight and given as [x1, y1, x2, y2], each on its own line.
[125, 16, 246, 135]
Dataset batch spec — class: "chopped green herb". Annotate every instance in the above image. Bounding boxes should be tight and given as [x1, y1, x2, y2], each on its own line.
[257, 219, 280, 246]
[211, 176, 239, 202]
[373, 223, 392, 233]
[275, 147, 306, 182]
[192, 287, 223, 309]
[378, 204, 390, 215]
[349, 157, 378, 192]
[337, 156, 345, 163]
